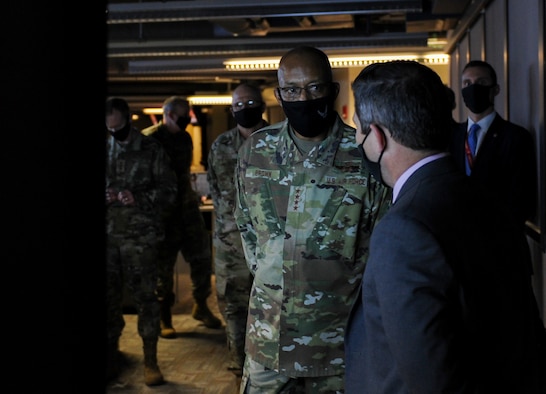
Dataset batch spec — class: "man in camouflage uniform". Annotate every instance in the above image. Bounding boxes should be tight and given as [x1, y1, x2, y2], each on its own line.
[207, 83, 269, 375]
[142, 96, 221, 337]
[234, 47, 392, 393]
[105, 97, 177, 386]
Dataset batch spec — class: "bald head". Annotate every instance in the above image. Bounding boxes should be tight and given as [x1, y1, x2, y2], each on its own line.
[278, 46, 333, 85]
[275, 46, 339, 139]
[232, 83, 263, 106]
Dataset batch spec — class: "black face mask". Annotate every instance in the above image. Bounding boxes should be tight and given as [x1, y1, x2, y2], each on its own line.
[109, 122, 131, 141]
[462, 84, 494, 114]
[280, 95, 336, 138]
[176, 115, 191, 131]
[233, 107, 263, 128]
[358, 130, 387, 187]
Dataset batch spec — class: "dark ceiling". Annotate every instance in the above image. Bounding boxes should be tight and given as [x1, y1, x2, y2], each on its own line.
[106, 0, 475, 109]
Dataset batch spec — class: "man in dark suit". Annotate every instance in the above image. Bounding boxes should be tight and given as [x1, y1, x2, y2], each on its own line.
[345, 60, 545, 393]
[450, 60, 536, 239]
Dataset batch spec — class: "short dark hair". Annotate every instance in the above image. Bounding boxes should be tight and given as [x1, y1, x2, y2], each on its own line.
[106, 97, 130, 123]
[163, 96, 190, 114]
[462, 60, 498, 86]
[352, 60, 451, 151]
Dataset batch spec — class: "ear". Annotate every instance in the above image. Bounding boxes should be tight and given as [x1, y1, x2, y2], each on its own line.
[273, 88, 283, 106]
[369, 123, 387, 150]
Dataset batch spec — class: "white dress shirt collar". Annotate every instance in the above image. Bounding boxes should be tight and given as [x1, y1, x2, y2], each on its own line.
[392, 152, 449, 203]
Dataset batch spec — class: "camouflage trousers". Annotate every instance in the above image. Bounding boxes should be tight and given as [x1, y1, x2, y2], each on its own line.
[214, 232, 252, 367]
[240, 356, 344, 394]
[106, 233, 161, 343]
[156, 194, 212, 304]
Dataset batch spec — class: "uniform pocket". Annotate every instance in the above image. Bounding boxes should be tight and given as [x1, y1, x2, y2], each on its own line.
[307, 187, 363, 260]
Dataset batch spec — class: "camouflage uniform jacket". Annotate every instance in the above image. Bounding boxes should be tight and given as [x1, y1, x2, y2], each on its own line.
[207, 124, 267, 293]
[142, 122, 195, 211]
[106, 128, 177, 237]
[208, 126, 246, 239]
[234, 114, 391, 378]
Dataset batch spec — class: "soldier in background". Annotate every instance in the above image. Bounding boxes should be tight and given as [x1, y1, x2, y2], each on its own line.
[234, 46, 391, 393]
[207, 83, 268, 376]
[105, 97, 177, 386]
[142, 97, 222, 338]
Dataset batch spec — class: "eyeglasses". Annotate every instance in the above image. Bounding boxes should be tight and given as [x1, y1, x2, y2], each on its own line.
[277, 83, 331, 101]
[232, 100, 262, 110]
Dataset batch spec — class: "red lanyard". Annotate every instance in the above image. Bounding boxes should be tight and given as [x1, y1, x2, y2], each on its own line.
[464, 138, 474, 169]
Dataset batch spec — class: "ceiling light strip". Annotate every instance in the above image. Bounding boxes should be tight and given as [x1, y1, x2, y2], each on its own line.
[187, 95, 233, 106]
[142, 95, 233, 112]
[224, 54, 449, 70]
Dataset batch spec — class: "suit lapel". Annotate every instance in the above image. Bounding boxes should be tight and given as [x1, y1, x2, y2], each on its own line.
[473, 114, 504, 169]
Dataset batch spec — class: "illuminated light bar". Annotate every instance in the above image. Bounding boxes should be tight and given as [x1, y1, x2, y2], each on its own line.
[224, 58, 281, 71]
[142, 108, 163, 115]
[187, 95, 232, 105]
[224, 54, 449, 70]
[142, 95, 233, 111]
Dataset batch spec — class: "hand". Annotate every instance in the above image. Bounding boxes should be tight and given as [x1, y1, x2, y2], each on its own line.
[105, 188, 118, 204]
[117, 190, 135, 206]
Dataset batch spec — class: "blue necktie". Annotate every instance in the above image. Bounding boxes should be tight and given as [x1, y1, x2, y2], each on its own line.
[465, 123, 480, 175]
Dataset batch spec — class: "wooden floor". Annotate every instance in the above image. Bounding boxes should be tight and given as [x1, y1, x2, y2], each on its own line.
[105, 255, 242, 394]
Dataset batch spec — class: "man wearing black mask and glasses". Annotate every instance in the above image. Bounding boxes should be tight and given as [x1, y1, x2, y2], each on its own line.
[142, 96, 222, 341]
[234, 46, 391, 393]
